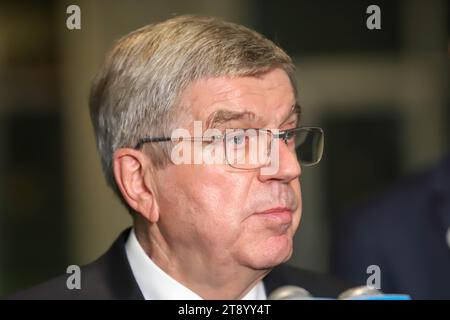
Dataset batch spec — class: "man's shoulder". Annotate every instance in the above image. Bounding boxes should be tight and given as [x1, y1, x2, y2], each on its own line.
[264, 264, 348, 299]
[5, 229, 143, 300]
[5, 263, 98, 300]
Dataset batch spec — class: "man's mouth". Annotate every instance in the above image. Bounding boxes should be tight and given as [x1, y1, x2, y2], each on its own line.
[253, 207, 293, 225]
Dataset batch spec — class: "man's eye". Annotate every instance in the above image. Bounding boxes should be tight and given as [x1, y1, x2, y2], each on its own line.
[209, 135, 222, 144]
[233, 134, 245, 145]
[285, 131, 295, 140]
[225, 132, 247, 148]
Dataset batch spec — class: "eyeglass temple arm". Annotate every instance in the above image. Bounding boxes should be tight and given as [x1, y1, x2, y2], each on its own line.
[135, 137, 172, 149]
[135, 136, 220, 149]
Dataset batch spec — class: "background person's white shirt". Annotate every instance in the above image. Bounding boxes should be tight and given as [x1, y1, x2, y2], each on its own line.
[125, 229, 267, 300]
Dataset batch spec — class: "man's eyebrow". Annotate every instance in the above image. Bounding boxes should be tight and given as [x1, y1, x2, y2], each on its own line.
[205, 103, 301, 129]
[206, 110, 259, 129]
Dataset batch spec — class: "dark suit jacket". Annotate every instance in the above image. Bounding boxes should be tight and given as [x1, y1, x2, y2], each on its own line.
[330, 156, 450, 299]
[7, 228, 346, 300]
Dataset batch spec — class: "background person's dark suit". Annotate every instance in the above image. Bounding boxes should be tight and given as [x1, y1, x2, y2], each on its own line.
[330, 156, 450, 299]
[7, 228, 346, 300]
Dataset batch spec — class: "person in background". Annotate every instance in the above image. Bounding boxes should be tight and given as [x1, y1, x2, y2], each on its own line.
[331, 155, 450, 299]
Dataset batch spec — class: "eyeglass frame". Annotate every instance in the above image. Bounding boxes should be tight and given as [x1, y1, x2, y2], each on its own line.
[134, 126, 324, 168]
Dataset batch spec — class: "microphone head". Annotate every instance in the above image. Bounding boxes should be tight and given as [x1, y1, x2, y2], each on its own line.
[268, 285, 313, 300]
[338, 286, 383, 300]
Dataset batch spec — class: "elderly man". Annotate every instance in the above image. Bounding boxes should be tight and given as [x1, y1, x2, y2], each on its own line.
[10, 15, 344, 300]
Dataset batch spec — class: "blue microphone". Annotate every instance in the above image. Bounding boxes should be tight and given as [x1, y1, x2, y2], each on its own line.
[337, 286, 411, 300]
[268, 285, 411, 300]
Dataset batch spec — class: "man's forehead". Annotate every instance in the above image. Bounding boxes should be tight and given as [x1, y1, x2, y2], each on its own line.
[179, 70, 296, 127]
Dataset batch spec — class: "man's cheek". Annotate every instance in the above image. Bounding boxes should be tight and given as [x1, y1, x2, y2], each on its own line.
[201, 212, 242, 243]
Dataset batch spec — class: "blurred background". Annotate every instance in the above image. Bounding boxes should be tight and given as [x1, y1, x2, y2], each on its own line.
[0, 0, 448, 296]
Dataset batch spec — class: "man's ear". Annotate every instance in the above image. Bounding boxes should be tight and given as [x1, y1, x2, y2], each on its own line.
[113, 148, 159, 223]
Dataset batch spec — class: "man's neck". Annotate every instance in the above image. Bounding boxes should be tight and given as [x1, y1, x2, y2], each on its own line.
[134, 225, 270, 300]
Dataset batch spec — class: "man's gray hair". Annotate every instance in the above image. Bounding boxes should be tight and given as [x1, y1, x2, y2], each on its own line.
[89, 15, 296, 211]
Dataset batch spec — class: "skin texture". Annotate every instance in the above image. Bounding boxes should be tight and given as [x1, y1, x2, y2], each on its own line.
[113, 68, 302, 299]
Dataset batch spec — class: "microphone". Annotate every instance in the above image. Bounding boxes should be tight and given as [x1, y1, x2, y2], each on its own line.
[338, 286, 411, 300]
[268, 286, 313, 300]
[338, 286, 383, 299]
[268, 285, 411, 300]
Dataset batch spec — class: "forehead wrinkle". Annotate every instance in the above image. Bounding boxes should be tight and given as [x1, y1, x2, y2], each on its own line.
[203, 91, 296, 129]
[206, 103, 298, 130]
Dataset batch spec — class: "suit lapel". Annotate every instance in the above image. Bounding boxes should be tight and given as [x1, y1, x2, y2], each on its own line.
[99, 228, 145, 300]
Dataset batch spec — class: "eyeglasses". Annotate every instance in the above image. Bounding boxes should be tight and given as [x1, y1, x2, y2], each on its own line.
[135, 126, 324, 170]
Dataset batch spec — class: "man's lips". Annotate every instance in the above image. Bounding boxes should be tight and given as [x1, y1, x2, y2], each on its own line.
[253, 207, 293, 224]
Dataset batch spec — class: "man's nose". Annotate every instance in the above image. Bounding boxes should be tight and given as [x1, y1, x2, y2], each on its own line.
[258, 141, 301, 183]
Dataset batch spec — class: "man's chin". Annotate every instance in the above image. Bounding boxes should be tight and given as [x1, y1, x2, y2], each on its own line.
[247, 235, 293, 270]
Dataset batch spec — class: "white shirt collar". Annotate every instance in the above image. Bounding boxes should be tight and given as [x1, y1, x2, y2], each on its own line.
[125, 229, 267, 300]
